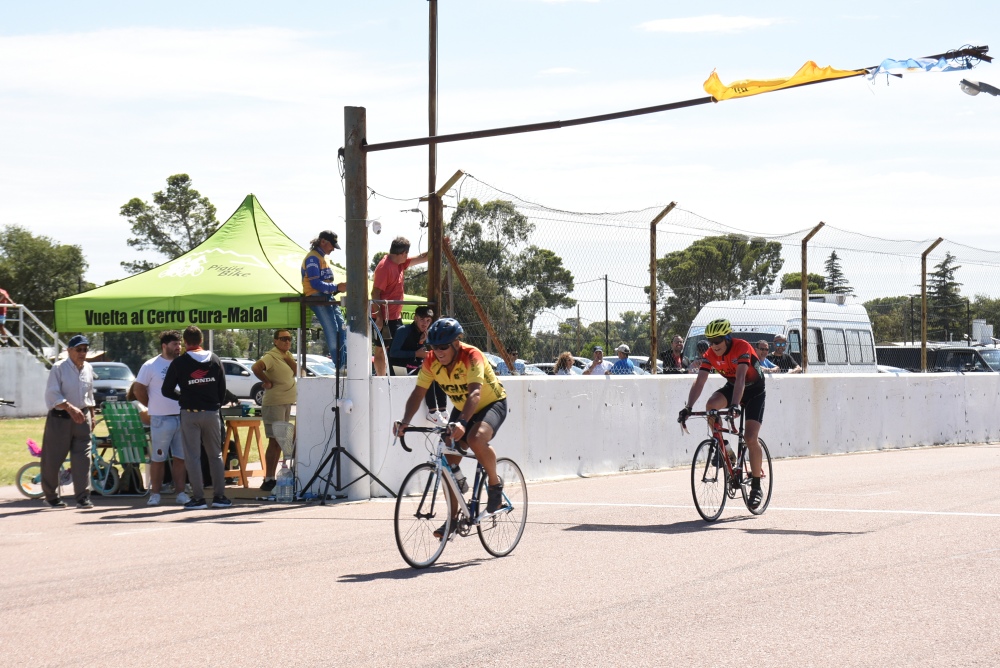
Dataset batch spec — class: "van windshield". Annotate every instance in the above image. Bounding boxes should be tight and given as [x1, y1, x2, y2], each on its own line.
[977, 348, 1000, 371]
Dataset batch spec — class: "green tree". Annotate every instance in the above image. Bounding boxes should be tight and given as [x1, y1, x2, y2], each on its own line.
[824, 251, 854, 295]
[510, 246, 575, 329]
[120, 174, 218, 274]
[0, 225, 92, 327]
[656, 234, 784, 335]
[780, 272, 827, 293]
[927, 252, 964, 341]
[864, 296, 914, 343]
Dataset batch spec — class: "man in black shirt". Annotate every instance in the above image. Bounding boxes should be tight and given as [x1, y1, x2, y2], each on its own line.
[162, 325, 231, 509]
[388, 306, 448, 423]
[767, 335, 802, 374]
[661, 335, 689, 374]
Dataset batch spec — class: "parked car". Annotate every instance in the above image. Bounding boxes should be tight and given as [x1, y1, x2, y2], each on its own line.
[629, 355, 664, 374]
[220, 357, 259, 401]
[91, 362, 135, 409]
[875, 345, 996, 373]
[533, 362, 583, 375]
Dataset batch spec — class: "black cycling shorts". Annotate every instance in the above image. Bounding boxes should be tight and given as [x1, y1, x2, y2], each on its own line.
[716, 381, 766, 424]
[449, 398, 507, 442]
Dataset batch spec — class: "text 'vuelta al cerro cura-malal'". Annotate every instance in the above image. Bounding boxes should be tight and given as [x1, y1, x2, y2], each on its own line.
[83, 307, 270, 327]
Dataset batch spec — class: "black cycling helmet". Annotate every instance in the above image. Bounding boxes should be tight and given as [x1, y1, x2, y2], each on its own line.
[426, 318, 464, 346]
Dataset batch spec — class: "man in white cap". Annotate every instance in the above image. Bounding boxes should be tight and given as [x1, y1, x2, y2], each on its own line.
[41, 334, 96, 509]
[607, 343, 637, 375]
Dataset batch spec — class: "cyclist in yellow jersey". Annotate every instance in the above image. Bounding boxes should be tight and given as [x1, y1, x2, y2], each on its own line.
[394, 318, 508, 534]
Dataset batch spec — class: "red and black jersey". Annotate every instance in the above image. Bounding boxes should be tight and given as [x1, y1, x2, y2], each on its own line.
[699, 338, 764, 386]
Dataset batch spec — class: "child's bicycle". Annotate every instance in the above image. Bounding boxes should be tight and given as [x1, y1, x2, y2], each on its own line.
[394, 424, 528, 569]
[682, 407, 773, 522]
[15, 424, 121, 499]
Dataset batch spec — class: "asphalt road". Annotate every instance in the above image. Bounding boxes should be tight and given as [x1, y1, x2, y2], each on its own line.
[2, 443, 999, 667]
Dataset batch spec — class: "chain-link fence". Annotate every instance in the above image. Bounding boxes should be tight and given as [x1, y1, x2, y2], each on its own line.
[408, 173, 1000, 368]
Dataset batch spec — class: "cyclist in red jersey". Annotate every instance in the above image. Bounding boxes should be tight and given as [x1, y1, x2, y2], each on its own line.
[678, 319, 767, 508]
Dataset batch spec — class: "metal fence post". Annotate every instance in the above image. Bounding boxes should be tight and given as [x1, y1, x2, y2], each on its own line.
[921, 238, 944, 371]
[647, 202, 675, 375]
[800, 222, 825, 372]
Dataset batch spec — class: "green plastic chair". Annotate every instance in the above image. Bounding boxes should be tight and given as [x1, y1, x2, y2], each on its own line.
[100, 400, 151, 496]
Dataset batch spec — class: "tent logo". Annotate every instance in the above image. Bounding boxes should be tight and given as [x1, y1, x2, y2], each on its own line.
[158, 249, 269, 279]
[160, 256, 206, 278]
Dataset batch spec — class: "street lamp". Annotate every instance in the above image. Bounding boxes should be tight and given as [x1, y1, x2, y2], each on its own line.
[959, 79, 1000, 96]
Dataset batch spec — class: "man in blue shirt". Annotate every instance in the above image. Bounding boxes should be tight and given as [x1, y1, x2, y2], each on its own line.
[608, 343, 637, 375]
[756, 341, 778, 373]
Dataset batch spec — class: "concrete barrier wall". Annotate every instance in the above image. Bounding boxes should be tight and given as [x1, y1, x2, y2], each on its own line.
[295, 372, 1000, 500]
[0, 348, 50, 418]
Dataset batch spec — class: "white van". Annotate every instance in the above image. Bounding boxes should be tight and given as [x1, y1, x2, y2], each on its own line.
[683, 293, 877, 373]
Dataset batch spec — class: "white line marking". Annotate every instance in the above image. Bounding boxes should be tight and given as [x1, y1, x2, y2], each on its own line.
[530, 501, 1000, 518]
[112, 527, 178, 537]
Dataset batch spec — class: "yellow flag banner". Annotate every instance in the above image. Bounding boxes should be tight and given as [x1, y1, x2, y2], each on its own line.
[704, 61, 867, 102]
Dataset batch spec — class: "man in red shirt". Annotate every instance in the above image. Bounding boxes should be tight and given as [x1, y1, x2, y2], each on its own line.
[678, 319, 767, 508]
[371, 237, 428, 376]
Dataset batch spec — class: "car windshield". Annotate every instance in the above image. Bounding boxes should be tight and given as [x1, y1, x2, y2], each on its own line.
[977, 348, 1000, 370]
[93, 366, 134, 381]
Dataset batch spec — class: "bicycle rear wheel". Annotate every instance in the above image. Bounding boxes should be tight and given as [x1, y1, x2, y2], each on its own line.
[691, 439, 727, 522]
[477, 458, 528, 557]
[15, 462, 44, 499]
[394, 463, 452, 569]
[740, 438, 773, 515]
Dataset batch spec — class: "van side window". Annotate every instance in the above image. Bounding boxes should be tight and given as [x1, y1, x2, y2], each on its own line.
[846, 329, 876, 364]
[788, 330, 801, 354]
[808, 328, 825, 363]
[823, 328, 847, 364]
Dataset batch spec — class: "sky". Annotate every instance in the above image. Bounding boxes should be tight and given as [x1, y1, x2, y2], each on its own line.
[2, 0, 999, 288]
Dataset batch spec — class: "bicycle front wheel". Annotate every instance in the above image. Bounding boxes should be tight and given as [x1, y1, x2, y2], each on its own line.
[477, 457, 528, 557]
[91, 463, 120, 496]
[394, 463, 452, 569]
[15, 462, 44, 499]
[691, 439, 727, 522]
[741, 438, 773, 515]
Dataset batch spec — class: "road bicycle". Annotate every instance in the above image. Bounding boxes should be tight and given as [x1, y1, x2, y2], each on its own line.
[682, 408, 773, 522]
[394, 425, 527, 569]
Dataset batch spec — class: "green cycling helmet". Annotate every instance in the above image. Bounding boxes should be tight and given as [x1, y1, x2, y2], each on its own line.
[704, 319, 732, 338]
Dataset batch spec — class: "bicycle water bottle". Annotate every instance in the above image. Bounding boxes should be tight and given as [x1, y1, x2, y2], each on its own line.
[451, 463, 469, 494]
[276, 463, 294, 502]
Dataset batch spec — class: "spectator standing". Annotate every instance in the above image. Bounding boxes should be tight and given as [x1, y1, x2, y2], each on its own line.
[582, 346, 614, 375]
[768, 335, 802, 373]
[162, 326, 231, 510]
[554, 351, 575, 375]
[389, 306, 448, 422]
[608, 343, 637, 375]
[371, 237, 428, 376]
[40, 335, 95, 509]
[133, 330, 190, 507]
[0, 287, 12, 344]
[301, 230, 348, 369]
[252, 329, 298, 492]
[755, 341, 778, 373]
[662, 335, 689, 373]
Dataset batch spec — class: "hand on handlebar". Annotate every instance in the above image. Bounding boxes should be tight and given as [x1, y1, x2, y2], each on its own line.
[729, 406, 742, 419]
[677, 406, 691, 424]
[392, 421, 408, 438]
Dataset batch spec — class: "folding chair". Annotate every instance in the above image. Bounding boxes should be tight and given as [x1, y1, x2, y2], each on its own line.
[100, 400, 151, 497]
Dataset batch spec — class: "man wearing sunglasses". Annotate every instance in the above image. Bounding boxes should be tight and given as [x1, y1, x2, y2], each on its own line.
[393, 318, 507, 538]
[252, 329, 298, 491]
[768, 335, 801, 374]
[677, 319, 767, 508]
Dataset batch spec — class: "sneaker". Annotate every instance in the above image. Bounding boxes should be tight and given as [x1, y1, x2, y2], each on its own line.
[486, 477, 505, 513]
[749, 480, 764, 509]
[260, 479, 276, 492]
[45, 499, 67, 509]
[147, 493, 161, 506]
[212, 496, 233, 508]
[426, 411, 445, 427]
[175, 491, 191, 505]
[184, 498, 208, 510]
[77, 499, 95, 509]
[433, 518, 458, 539]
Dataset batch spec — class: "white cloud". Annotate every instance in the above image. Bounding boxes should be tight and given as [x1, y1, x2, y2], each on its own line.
[538, 67, 580, 76]
[638, 15, 782, 34]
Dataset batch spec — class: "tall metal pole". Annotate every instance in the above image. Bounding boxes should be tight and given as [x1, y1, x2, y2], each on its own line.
[921, 237, 944, 371]
[604, 274, 610, 351]
[343, 106, 371, 499]
[425, 0, 442, 313]
[647, 202, 675, 375]
[800, 222, 825, 372]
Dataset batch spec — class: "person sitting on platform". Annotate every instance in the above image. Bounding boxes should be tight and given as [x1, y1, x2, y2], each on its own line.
[389, 306, 448, 424]
[301, 230, 348, 369]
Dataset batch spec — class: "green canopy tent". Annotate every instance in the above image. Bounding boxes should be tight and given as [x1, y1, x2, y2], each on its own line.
[56, 194, 323, 332]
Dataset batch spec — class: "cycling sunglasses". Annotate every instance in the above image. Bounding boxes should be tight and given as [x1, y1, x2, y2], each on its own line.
[707, 336, 727, 345]
[431, 343, 453, 351]
[773, 342, 787, 347]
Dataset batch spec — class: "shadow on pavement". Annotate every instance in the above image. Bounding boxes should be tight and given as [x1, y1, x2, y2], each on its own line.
[339, 559, 486, 583]
[564, 517, 865, 537]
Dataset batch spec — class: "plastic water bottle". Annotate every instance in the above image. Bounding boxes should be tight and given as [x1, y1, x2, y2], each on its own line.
[276, 463, 294, 503]
[451, 463, 468, 494]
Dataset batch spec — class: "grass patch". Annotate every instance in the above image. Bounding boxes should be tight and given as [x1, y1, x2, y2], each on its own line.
[0, 417, 46, 487]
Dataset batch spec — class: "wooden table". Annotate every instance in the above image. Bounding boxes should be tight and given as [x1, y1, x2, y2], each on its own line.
[223, 417, 265, 488]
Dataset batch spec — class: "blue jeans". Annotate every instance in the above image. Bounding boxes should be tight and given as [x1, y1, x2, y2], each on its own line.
[311, 303, 346, 369]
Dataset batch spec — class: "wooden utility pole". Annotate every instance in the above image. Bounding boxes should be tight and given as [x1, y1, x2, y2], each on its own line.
[426, 0, 442, 313]
[647, 202, 676, 374]
[921, 237, 944, 371]
[800, 222, 825, 372]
